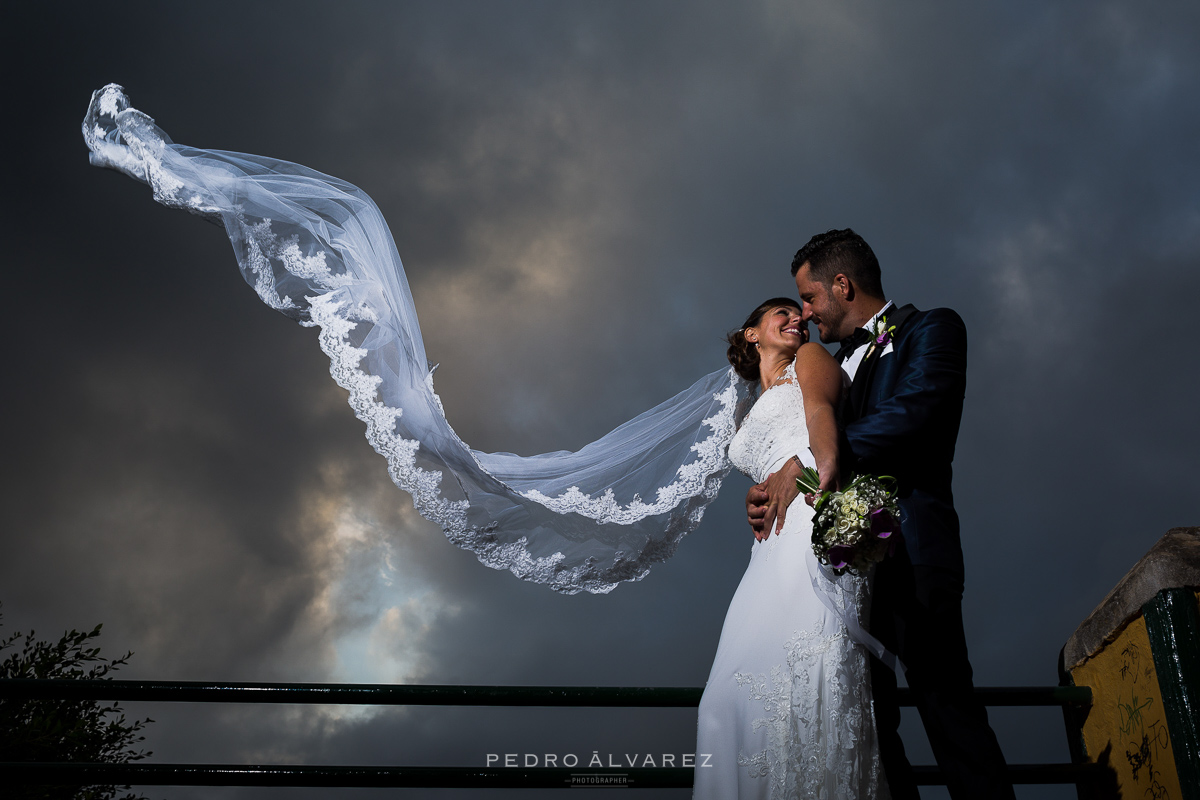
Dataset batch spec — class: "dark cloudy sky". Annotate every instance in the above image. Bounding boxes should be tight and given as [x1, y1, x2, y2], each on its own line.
[3, 2, 1198, 798]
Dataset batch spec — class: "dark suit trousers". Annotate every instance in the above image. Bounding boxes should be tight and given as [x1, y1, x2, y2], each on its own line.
[870, 556, 1016, 800]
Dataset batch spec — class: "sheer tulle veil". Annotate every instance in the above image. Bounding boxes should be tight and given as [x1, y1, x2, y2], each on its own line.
[82, 84, 747, 595]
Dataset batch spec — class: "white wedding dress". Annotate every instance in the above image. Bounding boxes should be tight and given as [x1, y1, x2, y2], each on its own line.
[694, 362, 889, 799]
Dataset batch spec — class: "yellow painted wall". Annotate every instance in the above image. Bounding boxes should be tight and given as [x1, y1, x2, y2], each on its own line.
[1070, 612, 1182, 799]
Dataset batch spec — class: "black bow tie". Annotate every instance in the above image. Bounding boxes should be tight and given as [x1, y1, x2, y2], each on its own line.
[834, 328, 873, 363]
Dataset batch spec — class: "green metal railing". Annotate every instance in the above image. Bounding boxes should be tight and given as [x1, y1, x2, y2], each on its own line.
[0, 680, 1097, 789]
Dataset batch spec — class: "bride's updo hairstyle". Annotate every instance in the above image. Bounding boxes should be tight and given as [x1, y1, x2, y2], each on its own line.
[726, 297, 803, 382]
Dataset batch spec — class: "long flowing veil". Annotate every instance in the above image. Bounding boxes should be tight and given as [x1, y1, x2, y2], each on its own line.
[83, 84, 746, 595]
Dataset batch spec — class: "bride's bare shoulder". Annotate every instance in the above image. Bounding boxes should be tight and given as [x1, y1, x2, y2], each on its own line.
[792, 342, 841, 397]
[794, 341, 837, 371]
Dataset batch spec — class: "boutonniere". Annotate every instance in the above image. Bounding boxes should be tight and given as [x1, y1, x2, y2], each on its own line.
[863, 314, 897, 360]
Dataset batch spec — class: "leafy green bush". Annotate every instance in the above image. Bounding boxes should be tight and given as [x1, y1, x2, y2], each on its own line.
[1, 606, 151, 800]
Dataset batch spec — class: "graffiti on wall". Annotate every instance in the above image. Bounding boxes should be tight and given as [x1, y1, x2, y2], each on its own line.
[1116, 641, 1172, 800]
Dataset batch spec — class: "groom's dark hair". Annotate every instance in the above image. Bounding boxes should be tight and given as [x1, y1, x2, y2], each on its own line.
[790, 228, 884, 299]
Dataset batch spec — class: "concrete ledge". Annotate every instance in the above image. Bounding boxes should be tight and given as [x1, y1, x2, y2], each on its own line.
[1062, 527, 1200, 670]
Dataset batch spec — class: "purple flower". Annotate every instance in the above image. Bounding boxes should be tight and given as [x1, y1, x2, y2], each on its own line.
[870, 508, 896, 539]
[827, 544, 855, 569]
[875, 331, 890, 345]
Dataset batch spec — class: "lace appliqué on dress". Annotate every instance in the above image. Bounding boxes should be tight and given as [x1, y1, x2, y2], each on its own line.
[727, 362, 809, 485]
[733, 619, 882, 800]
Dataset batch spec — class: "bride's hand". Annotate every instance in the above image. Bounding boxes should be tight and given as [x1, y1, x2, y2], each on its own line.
[816, 455, 840, 493]
[759, 458, 803, 538]
[805, 456, 840, 507]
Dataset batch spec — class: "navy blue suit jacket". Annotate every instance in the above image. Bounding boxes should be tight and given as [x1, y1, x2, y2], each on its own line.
[843, 306, 967, 577]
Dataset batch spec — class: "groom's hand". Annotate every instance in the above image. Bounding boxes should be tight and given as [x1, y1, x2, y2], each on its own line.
[747, 484, 770, 541]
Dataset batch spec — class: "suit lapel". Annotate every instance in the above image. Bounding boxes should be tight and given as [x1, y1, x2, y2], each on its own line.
[850, 303, 918, 420]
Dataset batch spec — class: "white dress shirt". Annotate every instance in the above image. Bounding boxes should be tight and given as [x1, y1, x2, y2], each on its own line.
[841, 301, 894, 382]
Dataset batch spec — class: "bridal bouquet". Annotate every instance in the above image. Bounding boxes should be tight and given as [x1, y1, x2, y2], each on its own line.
[796, 467, 900, 576]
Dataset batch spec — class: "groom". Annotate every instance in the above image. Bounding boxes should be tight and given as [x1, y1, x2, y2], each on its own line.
[747, 229, 1015, 799]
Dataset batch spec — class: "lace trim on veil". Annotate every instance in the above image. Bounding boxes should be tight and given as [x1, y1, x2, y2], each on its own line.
[517, 378, 739, 524]
[83, 84, 743, 595]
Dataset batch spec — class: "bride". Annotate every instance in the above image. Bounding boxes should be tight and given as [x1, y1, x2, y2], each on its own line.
[694, 298, 887, 798]
[81, 85, 887, 797]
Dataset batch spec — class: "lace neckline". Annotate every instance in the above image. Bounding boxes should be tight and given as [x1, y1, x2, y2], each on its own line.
[760, 359, 797, 394]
